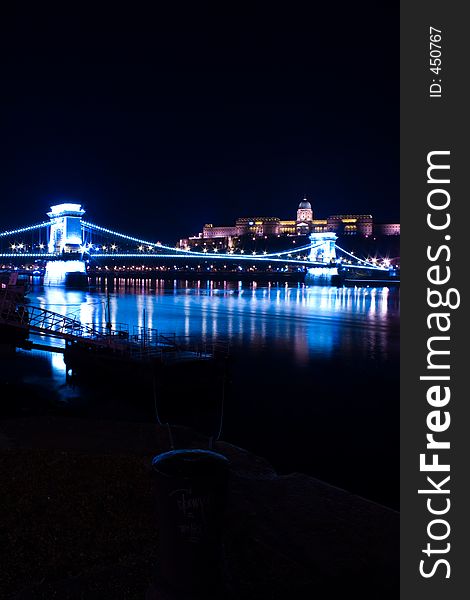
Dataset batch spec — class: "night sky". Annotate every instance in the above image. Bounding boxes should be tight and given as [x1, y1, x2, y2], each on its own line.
[2, 4, 399, 243]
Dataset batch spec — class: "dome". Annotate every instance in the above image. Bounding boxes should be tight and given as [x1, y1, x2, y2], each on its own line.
[298, 199, 311, 210]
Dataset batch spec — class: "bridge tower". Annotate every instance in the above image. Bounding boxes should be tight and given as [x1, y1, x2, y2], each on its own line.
[44, 203, 87, 287]
[47, 203, 85, 254]
[309, 232, 337, 263]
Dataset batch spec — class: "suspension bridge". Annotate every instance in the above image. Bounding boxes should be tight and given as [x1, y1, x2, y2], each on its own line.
[0, 203, 389, 281]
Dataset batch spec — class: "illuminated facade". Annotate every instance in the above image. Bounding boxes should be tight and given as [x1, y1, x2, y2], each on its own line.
[180, 198, 399, 248]
[296, 199, 314, 234]
[310, 219, 328, 232]
[279, 220, 297, 235]
[235, 217, 281, 237]
[326, 214, 373, 236]
[47, 203, 85, 253]
[374, 223, 400, 236]
[202, 224, 238, 239]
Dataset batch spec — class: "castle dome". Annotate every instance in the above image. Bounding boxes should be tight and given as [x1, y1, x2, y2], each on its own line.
[298, 199, 312, 210]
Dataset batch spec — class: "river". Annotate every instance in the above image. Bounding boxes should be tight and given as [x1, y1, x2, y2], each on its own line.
[1, 279, 400, 508]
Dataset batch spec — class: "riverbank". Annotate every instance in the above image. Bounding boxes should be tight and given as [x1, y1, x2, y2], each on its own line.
[1, 282, 400, 509]
[1, 416, 398, 599]
[89, 270, 308, 285]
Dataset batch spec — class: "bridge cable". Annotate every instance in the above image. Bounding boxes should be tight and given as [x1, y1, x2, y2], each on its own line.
[0, 222, 50, 238]
[334, 244, 388, 270]
[82, 221, 327, 259]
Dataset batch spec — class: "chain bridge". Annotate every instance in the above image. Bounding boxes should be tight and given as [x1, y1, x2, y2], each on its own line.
[0, 203, 389, 283]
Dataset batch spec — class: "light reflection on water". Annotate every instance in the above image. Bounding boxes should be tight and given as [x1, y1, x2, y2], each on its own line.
[27, 280, 399, 380]
[8, 280, 400, 506]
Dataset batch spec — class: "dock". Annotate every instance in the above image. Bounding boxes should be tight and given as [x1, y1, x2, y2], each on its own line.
[0, 288, 228, 370]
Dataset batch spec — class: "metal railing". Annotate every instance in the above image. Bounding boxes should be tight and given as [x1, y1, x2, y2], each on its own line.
[1, 293, 229, 363]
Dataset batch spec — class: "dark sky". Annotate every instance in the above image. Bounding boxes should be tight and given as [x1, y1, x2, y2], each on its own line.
[2, 4, 399, 242]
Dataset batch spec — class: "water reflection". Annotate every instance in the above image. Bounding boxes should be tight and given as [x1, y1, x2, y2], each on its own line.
[4, 279, 400, 506]
[51, 351, 67, 377]
[26, 280, 399, 381]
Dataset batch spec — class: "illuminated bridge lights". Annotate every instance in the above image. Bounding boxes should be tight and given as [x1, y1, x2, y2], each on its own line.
[2, 216, 388, 272]
[0, 222, 50, 238]
[48, 203, 85, 217]
[82, 221, 175, 252]
[0, 253, 55, 258]
[82, 220, 319, 259]
[334, 245, 388, 271]
[92, 253, 320, 266]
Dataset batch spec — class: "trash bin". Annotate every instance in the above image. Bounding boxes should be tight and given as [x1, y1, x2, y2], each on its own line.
[152, 448, 229, 595]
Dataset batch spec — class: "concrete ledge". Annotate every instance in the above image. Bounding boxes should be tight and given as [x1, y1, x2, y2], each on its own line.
[1, 417, 398, 599]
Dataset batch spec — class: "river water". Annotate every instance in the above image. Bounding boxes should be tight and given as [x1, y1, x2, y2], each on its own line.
[3, 279, 400, 507]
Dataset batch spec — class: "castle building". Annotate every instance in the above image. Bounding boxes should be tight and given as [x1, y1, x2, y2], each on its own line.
[235, 217, 281, 237]
[296, 198, 314, 233]
[373, 223, 400, 236]
[326, 214, 373, 236]
[202, 224, 238, 239]
[179, 198, 399, 248]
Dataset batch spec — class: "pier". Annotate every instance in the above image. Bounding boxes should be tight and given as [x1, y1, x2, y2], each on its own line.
[0, 287, 228, 372]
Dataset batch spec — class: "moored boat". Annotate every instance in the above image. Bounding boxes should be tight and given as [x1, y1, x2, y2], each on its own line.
[333, 266, 400, 287]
